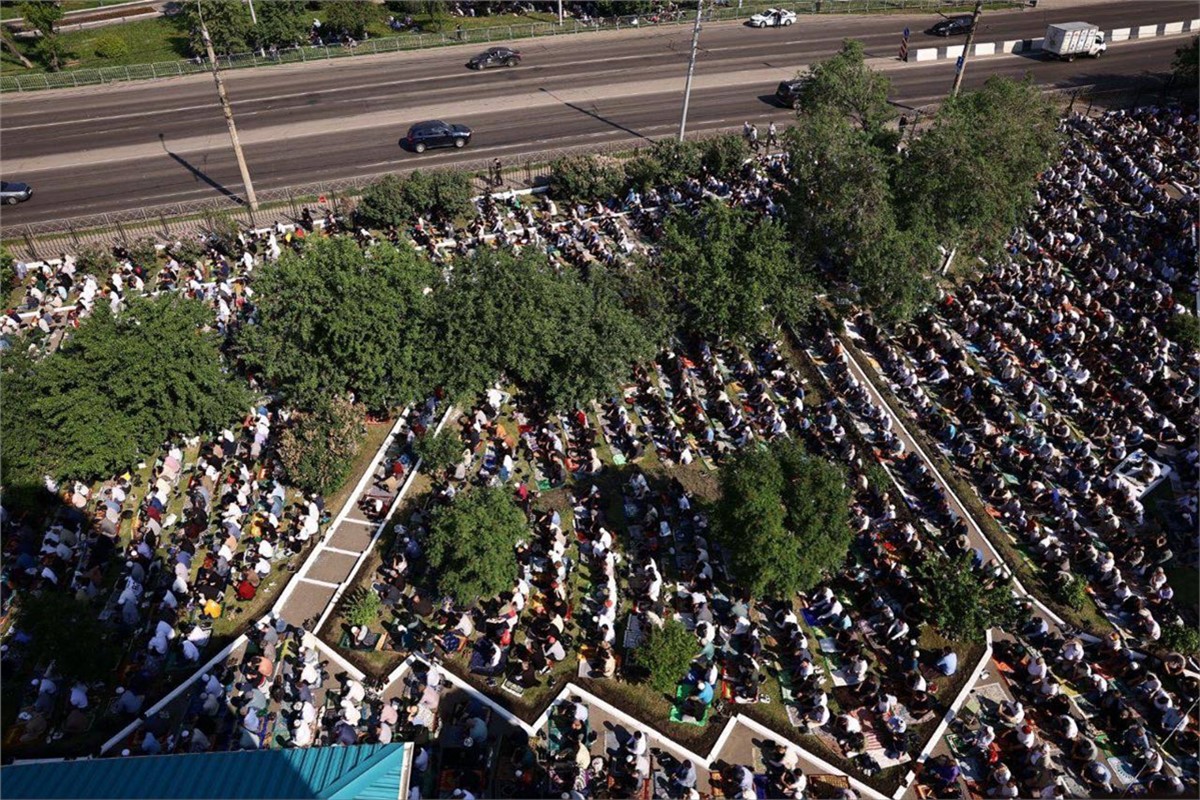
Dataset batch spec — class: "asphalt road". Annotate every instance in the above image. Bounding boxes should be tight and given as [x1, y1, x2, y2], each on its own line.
[0, 0, 1192, 226]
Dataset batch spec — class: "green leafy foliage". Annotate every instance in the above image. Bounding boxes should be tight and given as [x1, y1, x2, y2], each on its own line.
[783, 109, 894, 270]
[917, 551, 1026, 641]
[1163, 311, 1200, 350]
[849, 217, 939, 323]
[899, 76, 1061, 263]
[1172, 36, 1198, 86]
[549, 154, 627, 207]
[699, 133, 751, 178]
[1, 245, 15, 302]
[424, 486, 526, 606]
[237, 236, 437, 412]
[10, 592, 122, 682]
[75, 244, 116, 278]
[1, 295, 248, 486]
[356, 171, 474, 229]
[322, 0, 380, 38]
[1160, 620, 1200, 656]
[657, 199, 812, 339]
[715, 438, 852, 598]
[20, 1, 65, 69]
[179, 0, 251, 56]
[1054, 573, 1089, 612]
[625, 139, 702, 190]
[429, 248, 655, 410]
[343, 586, 383, 628]
[277, 395, 367, 496]
[93, 33, 129, 59]
[634, 617, 697, 696]
[413, 427, 464, 475]
[252, 0, 308, 50]
[794, 39, 894, 138]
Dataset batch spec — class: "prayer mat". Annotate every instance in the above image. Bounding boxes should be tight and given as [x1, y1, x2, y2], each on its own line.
[669, 684, 710, 727]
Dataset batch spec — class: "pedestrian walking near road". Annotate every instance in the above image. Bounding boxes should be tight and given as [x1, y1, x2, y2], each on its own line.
[748, 124, 759, 153]
[491, 158, 504, 189]
[767, 121, 778, 151]
[456, 24, 464, 41]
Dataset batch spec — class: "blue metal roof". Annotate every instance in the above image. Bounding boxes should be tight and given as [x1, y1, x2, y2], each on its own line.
[0, 743, 406, 800]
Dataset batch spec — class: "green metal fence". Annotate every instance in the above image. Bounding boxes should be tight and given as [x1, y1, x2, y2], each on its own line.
[0, 1, 1021, 92]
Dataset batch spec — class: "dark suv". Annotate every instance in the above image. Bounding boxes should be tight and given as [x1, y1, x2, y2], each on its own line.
[775, 79, 807, 109]
[468, 46, 521, 70]
[403, 121, 473, 153]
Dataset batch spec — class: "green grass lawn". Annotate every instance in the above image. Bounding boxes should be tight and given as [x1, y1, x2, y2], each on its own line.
[0, 16, 190, 72]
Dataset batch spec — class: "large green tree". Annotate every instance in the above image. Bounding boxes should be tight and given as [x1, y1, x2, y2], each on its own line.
[276, 395, 367, 496]
[252, 0, 308, 50]
[715, 439, 852, 598]
[783, 108, 895, 270]
[356, 171, 474, 229]
[656, 199, 812, 339]
[1, 295, 247, 487]
[917, 551, 1027, 641]
[179, 0, 252, 56]
[899, 76, 1061, 263]
[634, 617, 697, 695]
[424, 486, 527, 606]
[322, 0, 380, 38]
[849, 217, 940, 323]
[1172, 36, 1198, 86]
[549, 154, 627, 207]
[794, 39, 894, 139]
[237, 236, 437, 412]
[19, 1, 65, 70]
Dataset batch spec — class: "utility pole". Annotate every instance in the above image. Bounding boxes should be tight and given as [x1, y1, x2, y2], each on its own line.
[246, 0, 257, 25]
[677, 0, 705, 142]
[198, 2, 258, 212]
[557, 0, 563, 25]
[950, 0, 984, 98]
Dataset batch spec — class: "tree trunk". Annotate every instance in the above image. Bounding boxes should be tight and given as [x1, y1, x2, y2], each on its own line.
[0, 27, 34, 69]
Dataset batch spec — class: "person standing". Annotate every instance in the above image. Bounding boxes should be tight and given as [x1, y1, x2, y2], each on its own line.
[767, 120, 778, 151]
[749, 124, 759, 153]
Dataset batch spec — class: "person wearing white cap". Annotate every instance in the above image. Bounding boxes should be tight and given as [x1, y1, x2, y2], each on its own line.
[292, 717, 313, 747]
[341, 698, 362, 727]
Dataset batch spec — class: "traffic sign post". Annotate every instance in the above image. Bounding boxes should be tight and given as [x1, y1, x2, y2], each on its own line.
[899, 27, 910, 62]
[955, 54, 965, 72]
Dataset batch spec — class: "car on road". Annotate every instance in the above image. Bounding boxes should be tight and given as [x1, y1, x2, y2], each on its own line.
[775, 78, 807, 108]
[927, 15, 973, 36]
[403, 120, 473, 153]
[747, 8, 796, 27]
[0, 181, 32, 205]
[467, 46, 522, 70]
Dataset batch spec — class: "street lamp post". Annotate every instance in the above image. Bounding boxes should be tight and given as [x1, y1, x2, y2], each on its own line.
[197, 2, 258, 213]
[677, 0, 705, 141]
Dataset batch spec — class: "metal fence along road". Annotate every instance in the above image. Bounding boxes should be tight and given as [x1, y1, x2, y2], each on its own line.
[0, 0, 1021, 93]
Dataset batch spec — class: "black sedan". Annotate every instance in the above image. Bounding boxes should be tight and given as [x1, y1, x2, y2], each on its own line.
[467, 46, 521, 69]
[0, 181, 32, 205]
[928, 15, 973, 36]
[402, 121, 472, 153]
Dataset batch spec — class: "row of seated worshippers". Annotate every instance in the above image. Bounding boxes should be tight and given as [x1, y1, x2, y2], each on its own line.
[855, 103, 1196, 653]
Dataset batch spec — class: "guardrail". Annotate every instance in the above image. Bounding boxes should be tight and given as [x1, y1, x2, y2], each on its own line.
[0, 0, 1022, 92]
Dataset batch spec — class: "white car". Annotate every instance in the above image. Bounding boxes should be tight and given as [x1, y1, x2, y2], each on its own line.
[747, 8, 796, 27]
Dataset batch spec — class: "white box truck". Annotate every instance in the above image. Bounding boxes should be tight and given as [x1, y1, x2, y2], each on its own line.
[1043, 22, 1107, 61]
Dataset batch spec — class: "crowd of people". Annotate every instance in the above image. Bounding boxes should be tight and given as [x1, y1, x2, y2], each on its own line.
[2, 95, 1195, 799]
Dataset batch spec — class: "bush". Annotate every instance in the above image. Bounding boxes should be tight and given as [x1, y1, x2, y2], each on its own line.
[127, 236, 160, 271]
[425, 486, 526, 606]
[700, 133, 750, 178]
[549, 154, 626, 206]
[625, 139, 700, 191]
[1160, 620, 1200, 656]
[634, 617, 696, 696]
[357, 171, 474, 230]
[1164, 312, 1200, 350]
[277, 395, 367, 496]
[343, 587, 382, 628]
[93, 34, 129, 59]
[413, 427, 463, 475]
[75, 244, 117, 278]
[1054, 573, 1089, 612]
[1, 245, 16, 302]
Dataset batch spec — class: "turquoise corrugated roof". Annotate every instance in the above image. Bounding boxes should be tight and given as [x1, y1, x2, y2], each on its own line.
[0, 743, 406, 800]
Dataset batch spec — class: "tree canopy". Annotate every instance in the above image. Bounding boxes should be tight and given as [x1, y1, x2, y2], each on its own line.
[549, 154, 627, 207]
[277, 395, 367, 496]
[794, 39, 895, 139]
[634, 617, 697, 695]
[656, 199, 812, 339]
[1, 295, 248, 487]
[898, 76, 1061, 262]
[357, 171, 475, 229]
[715, 438, 852, 598]
[429, 247, 656, 410]
[424, 486, 527, 606]
[20, 1, 65, 70]
[237, 236, 437, 412]
[413, 427, 465, 476]
[322, 0, 381, 38]
[917, 551, 1026, 641]
[1172, 36, 1198, 86]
